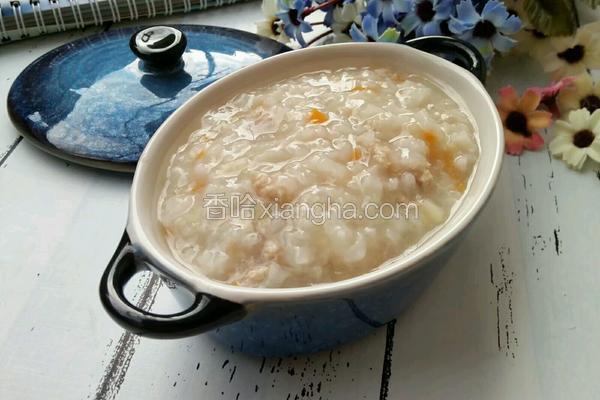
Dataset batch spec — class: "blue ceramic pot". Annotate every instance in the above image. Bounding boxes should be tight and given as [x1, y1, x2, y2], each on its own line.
[100, 38, 503, 357]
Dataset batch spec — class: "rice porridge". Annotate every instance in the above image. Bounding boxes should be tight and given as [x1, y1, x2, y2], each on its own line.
[158, 67, 479, 288]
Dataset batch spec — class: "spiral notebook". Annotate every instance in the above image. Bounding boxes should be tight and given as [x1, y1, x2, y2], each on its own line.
[0, 0, 245, 44]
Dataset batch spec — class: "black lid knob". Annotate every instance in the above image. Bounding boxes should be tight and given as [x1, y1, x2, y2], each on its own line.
[129, 26, 187, 68]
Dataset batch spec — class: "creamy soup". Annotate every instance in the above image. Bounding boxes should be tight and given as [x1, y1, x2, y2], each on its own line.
[158, 67, 479, 288]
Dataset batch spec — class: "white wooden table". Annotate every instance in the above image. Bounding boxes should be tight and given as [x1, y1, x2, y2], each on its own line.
[1, 4, 599, 399]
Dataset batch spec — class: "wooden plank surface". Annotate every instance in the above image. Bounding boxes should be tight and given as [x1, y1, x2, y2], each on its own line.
[1, 3, 599, 399]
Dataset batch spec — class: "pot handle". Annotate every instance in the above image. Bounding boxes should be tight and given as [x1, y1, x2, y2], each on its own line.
[405, 36, 486, 84]
[99, 232, 245, 339]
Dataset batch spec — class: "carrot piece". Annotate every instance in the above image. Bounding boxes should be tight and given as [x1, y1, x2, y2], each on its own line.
[421, 131, 466, 192]
[352, 147, 362, 161]
[191, 182, 205, 192]
[308, 108, 328, 124]
[421, 131, 438, 146]
[351, 85, 367, 91]
[392, 74, 406, 84]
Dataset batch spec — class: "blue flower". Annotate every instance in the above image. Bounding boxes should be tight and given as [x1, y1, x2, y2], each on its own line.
[365, 0, 408, 26]
[276, 0, 313, 46]
[449, 0, 521, 61]
[400, 0, 454, 36]
[349, 13, 402, 42]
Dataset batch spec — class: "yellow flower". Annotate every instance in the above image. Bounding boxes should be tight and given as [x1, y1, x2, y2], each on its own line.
[549, 109, 600, 170]
[557, 72, 600, 115]
[503, 0, 552, 57]
[538, 21, 600, 79]
[511, 28, 553, 57]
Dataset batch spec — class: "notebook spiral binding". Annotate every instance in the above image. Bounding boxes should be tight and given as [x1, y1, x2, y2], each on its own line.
[0, 0, 246, 44]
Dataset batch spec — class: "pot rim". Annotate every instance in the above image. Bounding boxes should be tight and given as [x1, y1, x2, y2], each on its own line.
[128, 42, 504, 304]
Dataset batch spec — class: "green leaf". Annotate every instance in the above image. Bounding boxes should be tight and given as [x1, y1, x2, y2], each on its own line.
[378, 27, 401, 43]
[523, 0, 578, 36]
[580, 0, 600, 8]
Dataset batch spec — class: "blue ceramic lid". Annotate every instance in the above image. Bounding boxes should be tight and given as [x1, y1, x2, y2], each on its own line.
[7, 25, 291, 172]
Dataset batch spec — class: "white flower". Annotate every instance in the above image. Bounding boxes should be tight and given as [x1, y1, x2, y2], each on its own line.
[538, 21, 600, 79]
[511, 28, 552, 57]
[557, 72, 600, 115]
[330, 1, 363, 43]
[549, 108, 600, 170]
[256, 0, 290, 43]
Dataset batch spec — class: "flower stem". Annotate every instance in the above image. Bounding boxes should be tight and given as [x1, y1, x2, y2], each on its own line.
[305, 29, 334, 47]
[302, 0, 343, 17]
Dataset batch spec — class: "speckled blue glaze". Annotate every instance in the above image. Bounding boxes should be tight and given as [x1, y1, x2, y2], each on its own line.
[7, 25, 291, 172]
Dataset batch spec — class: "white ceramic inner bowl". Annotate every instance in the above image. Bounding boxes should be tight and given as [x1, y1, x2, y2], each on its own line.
[128, 42, 503, 304]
